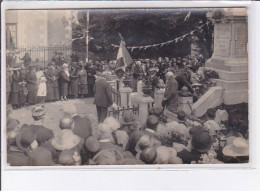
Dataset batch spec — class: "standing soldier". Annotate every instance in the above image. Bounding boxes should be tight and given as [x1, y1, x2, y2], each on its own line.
[26, 65, 38, 105]
[78, 61, 88, 99]
[59, 63, 70, 101]
[69, 62, 79, 99]
[45, 62, 60, 102]
[86, 62, 96, 97]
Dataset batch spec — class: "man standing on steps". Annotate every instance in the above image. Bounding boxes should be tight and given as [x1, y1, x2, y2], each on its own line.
[93, 75, 113, 123]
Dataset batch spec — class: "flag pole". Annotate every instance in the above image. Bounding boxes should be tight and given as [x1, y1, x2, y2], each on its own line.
[86, 11, 89, 63]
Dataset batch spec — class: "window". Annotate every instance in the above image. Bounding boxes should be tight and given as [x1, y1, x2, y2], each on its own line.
[6, 23, 17, 48]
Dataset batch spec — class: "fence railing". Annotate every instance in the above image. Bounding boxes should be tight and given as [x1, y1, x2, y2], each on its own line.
[16, 45, 73, 65]
[111, 88, 121, 107]
[108, 105, 139, 120]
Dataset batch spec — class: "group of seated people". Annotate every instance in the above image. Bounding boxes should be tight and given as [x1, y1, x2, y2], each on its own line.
[6, 101, 249, 166]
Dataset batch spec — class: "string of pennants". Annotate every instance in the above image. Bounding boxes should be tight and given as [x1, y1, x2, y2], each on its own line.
[110, 21, 211, 52]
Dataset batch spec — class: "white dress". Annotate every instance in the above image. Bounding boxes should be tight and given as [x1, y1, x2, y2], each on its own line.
[36, 71, 47, 97]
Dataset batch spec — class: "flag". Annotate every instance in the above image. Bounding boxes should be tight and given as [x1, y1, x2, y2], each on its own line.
[184, 11, 191, 21]
[115, 40, 134, 79]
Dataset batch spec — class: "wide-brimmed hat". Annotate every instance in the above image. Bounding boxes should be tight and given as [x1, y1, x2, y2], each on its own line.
[191, 129, 212, 153]
[52, 129, 81, 150]
[120, 111, 136, 125]
[85, 136, 100, 153]
[28, 147, 55, 166]
[104, 117, 120, 132]
[32, 105, 45, 120]
[222, 137, 249, 157]
[148, 67, 159, 72]
[155, 146, 177, 164]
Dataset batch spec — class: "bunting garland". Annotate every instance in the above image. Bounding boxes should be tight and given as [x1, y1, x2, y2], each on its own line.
[109, 21, 211, 51]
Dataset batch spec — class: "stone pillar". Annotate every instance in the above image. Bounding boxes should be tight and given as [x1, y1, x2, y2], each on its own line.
[154, 89, 164, 108]
[206, 8, 248, 105]
[119, 87, 132, 108]
[107, 80, 117, 90]
[138, 96, 155, 126]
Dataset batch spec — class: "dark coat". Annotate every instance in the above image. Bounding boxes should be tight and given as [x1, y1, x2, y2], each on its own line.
[26, 72, 37, 92]
[45, 68, 60, 101]
[164, 77, 179, 112]
[94, 79, 113, 108]
[72, 115, 92, 141]
[69, 68, 79, 96]
[86, 67, 96, 85]
[10, 72, 22, 105]
[6, 71, 12, 93]
[59, 70, 70, 96]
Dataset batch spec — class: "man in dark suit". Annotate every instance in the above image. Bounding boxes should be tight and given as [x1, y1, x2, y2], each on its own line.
[86, 63, 96, 97]
[94, 76, 113, 123]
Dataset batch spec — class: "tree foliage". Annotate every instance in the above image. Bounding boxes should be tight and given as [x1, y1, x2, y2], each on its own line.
[72, 8, 217, 61]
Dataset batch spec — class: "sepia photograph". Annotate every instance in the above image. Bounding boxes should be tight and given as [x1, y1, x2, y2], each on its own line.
[4, 7, 249, 167]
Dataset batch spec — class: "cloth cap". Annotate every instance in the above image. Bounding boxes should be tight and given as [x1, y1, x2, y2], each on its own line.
[191, 129, 212, 153]
[140, 147, 157, 164]
[92, 148, 124, 165]
[85, 136, 100, 153]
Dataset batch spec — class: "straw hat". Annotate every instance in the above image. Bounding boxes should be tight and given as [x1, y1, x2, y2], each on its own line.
[155, 146, 177, 164]
[32, 105, 45, 120]
[222, 137, 249, 157]
[52, 129, 81, 150]
[104, 117, 120, 132]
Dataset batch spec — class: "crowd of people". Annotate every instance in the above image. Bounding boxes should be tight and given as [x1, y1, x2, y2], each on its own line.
[6, 51, 249, 166]
[6, 101, 249, 166]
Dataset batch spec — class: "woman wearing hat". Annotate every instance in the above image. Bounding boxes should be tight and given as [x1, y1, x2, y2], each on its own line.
[10, 67, 22, 109]
[19, 53, 31, 68]
[59, 63, 70, 101]
[6, 67, 13, 104]
[36, 65, 47, 104]
[177, 127, 214, 164]
[78, 61, 88, 99]
[26, 65, 38, 105]
[52, 129, 84, 166]
[45, 62, 60, 102]
[69, 62, 79, 99]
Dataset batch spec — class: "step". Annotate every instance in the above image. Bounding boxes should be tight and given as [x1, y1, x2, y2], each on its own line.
[192, 86, 224, 117]
[223, 90, 248, 105]
[206, 58, 248, 72]
[212, 79, 248, 92]
[214, 69, 248, 81]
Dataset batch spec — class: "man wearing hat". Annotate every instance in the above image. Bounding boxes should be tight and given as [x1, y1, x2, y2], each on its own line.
[10, 66, 22, 109]
[59, 63, 70, 100]
[6, 67, 13, 104]
[44, 62, 60, 102]
[177, 127, 213, 164]
[119, 111, 139, 136]
[94, 75, 113, 123]
[26, 65, 37, 105]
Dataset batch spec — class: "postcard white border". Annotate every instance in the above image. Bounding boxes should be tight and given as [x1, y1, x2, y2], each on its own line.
[1, 1, 260, 190]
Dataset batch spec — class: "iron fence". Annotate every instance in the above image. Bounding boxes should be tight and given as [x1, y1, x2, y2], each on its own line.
[16, 45, 73, 65]
[108, 105, 139, 120]
[111, 88, 121, 107]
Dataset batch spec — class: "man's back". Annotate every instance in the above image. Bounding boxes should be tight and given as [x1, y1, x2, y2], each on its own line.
[94, 79, 113, 107]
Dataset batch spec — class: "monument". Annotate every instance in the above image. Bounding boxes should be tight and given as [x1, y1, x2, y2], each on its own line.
[192, 8, 248, 117]
[206, 8, 248, 105]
